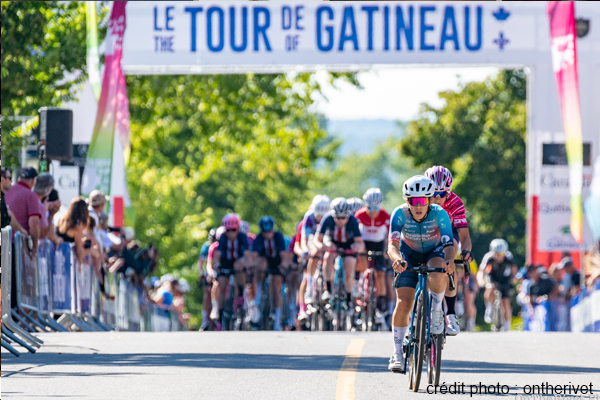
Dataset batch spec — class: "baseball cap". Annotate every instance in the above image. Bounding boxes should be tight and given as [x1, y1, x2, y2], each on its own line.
[19, 167, 38, 180]
[89, 190, 109, 207]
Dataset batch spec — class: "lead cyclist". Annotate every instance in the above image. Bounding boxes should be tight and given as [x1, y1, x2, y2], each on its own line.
[387, 175, 456, 372]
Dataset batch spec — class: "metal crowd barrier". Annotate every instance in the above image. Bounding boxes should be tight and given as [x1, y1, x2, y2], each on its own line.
[2, 226, 187, 356]
[570, 278, 600, 333]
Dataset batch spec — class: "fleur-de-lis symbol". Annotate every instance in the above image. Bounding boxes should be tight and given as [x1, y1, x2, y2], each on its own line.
[494, 32, 510, 50]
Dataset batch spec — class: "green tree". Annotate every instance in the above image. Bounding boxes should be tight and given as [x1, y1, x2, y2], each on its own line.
[317, 134, 418, 211]
[1, 1, 108, 166]
[400, 70, 527, 264]
[126, 73, 358, 329]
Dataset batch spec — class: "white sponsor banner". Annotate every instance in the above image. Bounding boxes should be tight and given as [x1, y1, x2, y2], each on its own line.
[52, 162, 81, 208]
[123, 1, 548, 73]
[537, 166, 594, 251]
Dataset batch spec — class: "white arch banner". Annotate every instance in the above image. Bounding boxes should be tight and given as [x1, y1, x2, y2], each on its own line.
[122, 1, 600, 264]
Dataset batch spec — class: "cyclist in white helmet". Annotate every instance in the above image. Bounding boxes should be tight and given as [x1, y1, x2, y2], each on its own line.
[347, 197, 364, 214]
[424, 165, 474, 335]
[387, 175, 455, 372]
[314, 198, 365, 311]
[355, 188, 392, 327]
[479, 238, 517, 331]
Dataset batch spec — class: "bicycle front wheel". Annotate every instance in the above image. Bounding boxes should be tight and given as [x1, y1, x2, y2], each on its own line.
[409, 291, 426, 392]
[427, 333, 443, 385]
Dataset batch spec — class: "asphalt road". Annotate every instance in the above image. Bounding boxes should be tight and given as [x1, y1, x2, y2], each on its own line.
[2, 332, 599, 400]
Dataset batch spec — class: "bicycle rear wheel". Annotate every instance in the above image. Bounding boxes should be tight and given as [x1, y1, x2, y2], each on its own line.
[409, 291, 426, 392]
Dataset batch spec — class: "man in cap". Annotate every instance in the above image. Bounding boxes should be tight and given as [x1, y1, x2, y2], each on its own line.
[1, 167, 27, 235]
[32, 173, 61, 245]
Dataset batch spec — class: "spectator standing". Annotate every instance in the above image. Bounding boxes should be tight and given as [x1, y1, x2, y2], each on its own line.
[4, 167, 41, 255]
[527, 265, 558, 311]
[1, 167, 27, 235]
[88, 190, 108, 256]
[558, 257, 581, 299]
[57, 197, 91, 264]
[33, 173, 61, 246]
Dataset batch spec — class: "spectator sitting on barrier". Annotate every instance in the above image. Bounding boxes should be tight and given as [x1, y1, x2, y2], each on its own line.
[557, 257, 581, 299]
[4, 167, 41, 256]
[1, 167, 28, 235]
[57, 197, 92, 264]
[33, 173, 62, 247]
[526, 265, 558, 313]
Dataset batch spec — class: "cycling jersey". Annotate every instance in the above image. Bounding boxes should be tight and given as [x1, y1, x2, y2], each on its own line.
[389, 204, 453, 254]
[200, 241, 211, 261]
[293, 220, 303, 252]
[246, 232, 256, 249]
[252, 231, 286, 258]
[355, 207, 390, 242]
[217, 232, 249, 260]
[301, 209, 320, 243]
[317, 213, 361, 244]
[442, 192, 468, 230]
[207, 241, 219, 262]
[481, 250, 514, 285]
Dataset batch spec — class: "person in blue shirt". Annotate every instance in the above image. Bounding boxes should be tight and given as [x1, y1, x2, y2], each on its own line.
[387, 175, 456, 373]
[314, 198, 365, 310]
[252, 216, 290, 331]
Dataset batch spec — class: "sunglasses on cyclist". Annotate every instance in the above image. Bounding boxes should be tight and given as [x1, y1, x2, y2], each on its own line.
[433, 191, 448, 198]
[407, 197, 429, 206]
[368, 206, 380, 211]
[226, 228, 238, 233]
[334, 215, 349, 220]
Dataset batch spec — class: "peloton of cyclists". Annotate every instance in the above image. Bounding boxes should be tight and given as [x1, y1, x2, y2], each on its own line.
[387, 175, 456, 372]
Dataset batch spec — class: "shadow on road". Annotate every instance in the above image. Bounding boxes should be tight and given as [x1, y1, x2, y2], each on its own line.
[3, 352, 599, 376]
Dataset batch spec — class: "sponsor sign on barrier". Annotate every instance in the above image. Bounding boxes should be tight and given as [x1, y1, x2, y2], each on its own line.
[50, 242, 73, 313]
[37, 241, 51, 312]
[73, 247, 93, 314]
[570, 279, 600, 332]
[15, 232, 39, 310]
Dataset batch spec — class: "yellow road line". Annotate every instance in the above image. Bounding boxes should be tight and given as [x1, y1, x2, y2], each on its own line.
[335, 338, 366, 400]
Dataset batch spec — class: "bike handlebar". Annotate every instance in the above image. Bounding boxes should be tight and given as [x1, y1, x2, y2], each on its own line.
[392, 260, 464, 290]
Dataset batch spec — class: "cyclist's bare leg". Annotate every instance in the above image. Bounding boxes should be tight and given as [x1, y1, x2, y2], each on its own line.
[393, 287, 415, 327]
[502, 297, 512, 327]
[375, 270, 387, 297]
[427, 258, 447, 294]
[272, 274, 283, 309]
[343, 256, 356, 294]
[484, 284, 495, 305]
[233, 259, 246, 299]
[255, 257, 268, 303]
[217, 276, 228, 310]
[323, 251, 336, 284]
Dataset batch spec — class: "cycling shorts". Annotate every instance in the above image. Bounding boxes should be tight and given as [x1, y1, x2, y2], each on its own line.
[395, 242, 445, 289]
[364, 240, 386, 272]
[332, 240, 356, 258]
[491, 281, 512, 299]
[265, 256, 283, 276]
[217, 258, 237, 278]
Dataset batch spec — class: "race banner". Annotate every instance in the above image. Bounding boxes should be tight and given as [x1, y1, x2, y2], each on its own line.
[15, 232, 39, 310]
[547, 1, 584, 244]
[38, 240, 51, 312]
[86, 1, 102, 100]
[50, 242, 73, 313]
[82, 1, 134, 227]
